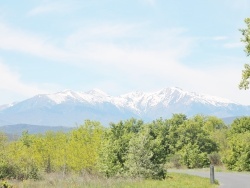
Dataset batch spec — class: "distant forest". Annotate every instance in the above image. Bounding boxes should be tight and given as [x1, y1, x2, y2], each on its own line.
[0, 114, 250, 181]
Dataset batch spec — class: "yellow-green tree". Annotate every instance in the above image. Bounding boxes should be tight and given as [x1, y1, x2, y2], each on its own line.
[239, 18, 250, 89]
[67, 120, 104, 172]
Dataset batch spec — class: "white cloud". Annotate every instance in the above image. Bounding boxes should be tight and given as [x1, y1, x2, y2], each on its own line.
[27, 2, 74, 16]
[0, 22, 71, 61]
[0, 60, 47, 103]
[0, 20, 248, 105]
[179, 57, 250, 105]
[0, 21, 192, 74]
[65, 24, 193, 77]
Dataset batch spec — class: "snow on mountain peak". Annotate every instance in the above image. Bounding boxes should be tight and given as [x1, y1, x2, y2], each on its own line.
[5, 87, 237, 110]
[44, 89, 112, 104]
[0, 102, 16, 111]
[46, 90, 80, 104]
[196, 93, 234, 105]
[157, 87, 234, 105]
[0, 87, 249, 127]
[111, 87, 237, 113]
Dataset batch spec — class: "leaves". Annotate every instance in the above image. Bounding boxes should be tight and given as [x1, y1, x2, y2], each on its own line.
[239, 18, 250, 89]
[1, 114, 249, 180]
[223, 117, 250, 171]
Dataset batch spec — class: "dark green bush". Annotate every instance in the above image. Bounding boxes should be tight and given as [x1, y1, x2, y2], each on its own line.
[0, 162, 40, 180]
[0, 162, 18, 179]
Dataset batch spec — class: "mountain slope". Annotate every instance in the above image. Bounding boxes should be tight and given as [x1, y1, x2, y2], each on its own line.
[0, 87, 249, 126]
[0, 124, 72, 135]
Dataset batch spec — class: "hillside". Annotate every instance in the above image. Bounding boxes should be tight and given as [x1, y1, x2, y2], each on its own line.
[0, 87, 249, 126]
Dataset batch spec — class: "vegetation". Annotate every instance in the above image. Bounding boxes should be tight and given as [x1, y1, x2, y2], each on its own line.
[4, 173, 218, 188]
[222, 117, 250, 171]
[0, 114, 249, 186]
[239, 17, 250, 89]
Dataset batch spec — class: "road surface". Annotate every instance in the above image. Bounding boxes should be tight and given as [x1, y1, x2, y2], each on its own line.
[169, 169, 250, 188]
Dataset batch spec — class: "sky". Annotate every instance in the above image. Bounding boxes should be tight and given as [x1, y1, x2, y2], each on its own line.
[0, 0, 250, 105]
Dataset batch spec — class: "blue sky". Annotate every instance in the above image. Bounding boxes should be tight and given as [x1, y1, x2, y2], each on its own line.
[0, 0, 250, 105]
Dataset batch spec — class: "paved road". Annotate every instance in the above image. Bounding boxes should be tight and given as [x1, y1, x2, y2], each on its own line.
[169, 169, 250, 188]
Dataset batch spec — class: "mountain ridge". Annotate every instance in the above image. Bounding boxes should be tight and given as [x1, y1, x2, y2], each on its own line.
[0, 87, 249, 126]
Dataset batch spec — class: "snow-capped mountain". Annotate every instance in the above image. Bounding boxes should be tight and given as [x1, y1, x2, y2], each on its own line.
[0, 102, 16, 111]
[0, 87, 249, 126]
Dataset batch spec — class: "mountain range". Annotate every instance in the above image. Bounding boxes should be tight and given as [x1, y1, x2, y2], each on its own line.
[0, 87, 249, 127]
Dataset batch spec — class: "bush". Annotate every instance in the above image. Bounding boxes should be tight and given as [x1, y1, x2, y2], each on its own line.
[167, 154, 182, 169]
[0, 180, 13, 188]
[208, 152, 222, 166]
[0, 161, 40, 180]
[178, 143, 210, 168]
[0, 162, 18, 179]
[125, 127, 167, 179]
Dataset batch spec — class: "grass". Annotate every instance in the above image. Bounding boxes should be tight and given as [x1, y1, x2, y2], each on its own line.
[5, 172, 218, 188]
[169, 165, 227, 172]
[125, 173, 218, 188]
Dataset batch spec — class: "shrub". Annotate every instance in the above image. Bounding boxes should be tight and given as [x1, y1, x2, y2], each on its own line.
[208, 152, 222, 166]
[0, 161, 40, 180]
[0, 180, 13, 188]
[167, 154, 182, 169]
[0, 162, 18, 179]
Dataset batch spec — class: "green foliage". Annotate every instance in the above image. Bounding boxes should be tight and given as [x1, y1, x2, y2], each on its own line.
[99, 118, 143, 177]
[0, 120, 103, 180]
[0, 159, 39, 180]
[1, 114, 249, 182]
[0, 162, 17, 179]
[0, 181, 13, 188]
[125, 127, 155, 178]
[223, 117, 250, 171]
[239, 18, 250, 89]
[67, 120, 104, 172]
[125, 126, 166, 179]
[146, 118, 170, 167]
[203, 116, 226, 132]
[229, 116, 250, 134]
[178, 143, 210, 168]
[167, 114, 187, 155]
[0, 132, 7, 147]
[99, 118, 168, 179]
[224, 132, 250, 171]
[168, 115, 219, 168]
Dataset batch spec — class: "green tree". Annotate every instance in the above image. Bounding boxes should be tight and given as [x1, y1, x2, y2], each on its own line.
[125, 127, 156, 179]
[239, 18, 250, 89]
[203, 116, 226, 133]
[229, 116, 250, 134]
[223, 117, 250, 171]
[174, 115, 218, 168]
[167, 114, 187, 154]
[125, 119, 169, 179]
[224, 132, 250, 171]
[99, 118, 143, 177]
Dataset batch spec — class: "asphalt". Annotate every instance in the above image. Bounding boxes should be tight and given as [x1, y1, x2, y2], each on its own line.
[169, 169, 250, 188]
